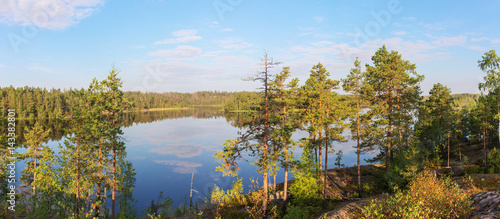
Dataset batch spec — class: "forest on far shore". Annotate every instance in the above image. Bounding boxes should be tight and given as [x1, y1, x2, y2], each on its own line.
[0, 84, 481, 120]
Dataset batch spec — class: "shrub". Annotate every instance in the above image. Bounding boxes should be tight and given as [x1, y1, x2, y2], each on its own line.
[210, 177, 245, 208]
[289, 148, 321, 203]
[465, 164, 483, 174]
[283, 204, 315, 219]
[142, 191, 173, 218]
[210, 176, 246, 218]
[284, 148, 324, 218]
[488, 147, 500, 173]
[362, 170, 474, 219]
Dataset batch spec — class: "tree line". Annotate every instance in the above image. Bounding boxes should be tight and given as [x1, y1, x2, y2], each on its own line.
[0, 87, 237, 120]
[215, 46, 500, 217]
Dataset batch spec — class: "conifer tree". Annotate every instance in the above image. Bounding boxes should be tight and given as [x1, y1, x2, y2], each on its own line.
[22, 122, 51, 196]
[100, 67, 130, 219]
[415, 83, 454, 166]
[364, 45, 424, 172]
[299, 62, 345, 197]
[342, 57, 370, 198]
[268, 66, 299, 201]
[215, 51, 280, 215]
[478, 50, 500, 145]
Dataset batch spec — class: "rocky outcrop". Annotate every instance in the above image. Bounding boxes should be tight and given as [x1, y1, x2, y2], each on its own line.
[317, 201, 366, 219]
[471, 191, 500, 219]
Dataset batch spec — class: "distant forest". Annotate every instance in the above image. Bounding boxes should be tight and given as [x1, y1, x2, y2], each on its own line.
[0, 87, 233, 120]
[0, 85, 481, 120]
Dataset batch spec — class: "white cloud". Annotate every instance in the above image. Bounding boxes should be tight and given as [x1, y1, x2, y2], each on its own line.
[330, 37, 443, 63]
[149, 46, 201, 57]
[402, 16, 417, 20]
[492, 39, 500, 44]
[154, 160, 202, 168]
[202, 50, 229, 57]
[469, 46, 488, 51]
[149, 145, 202, 158]
[214, 37, 252, 50]
[220, 28, 233, 32]
[419, 21, 460, 30]
[431, 35, 467, 47]
[313, 16, 324, 23]
[26, 63, 54, 73]
[172, 29, 197, 37]
[0, 63, 4, 68]
[154, 160, 202, 174]
[393, 31, 407, 35]
[154, 29, 202, 45]
[470, 37, 489, 42]
[0, 0, 104, 29]
[310, 41, 335, 47]
[154, 36, 202, 44]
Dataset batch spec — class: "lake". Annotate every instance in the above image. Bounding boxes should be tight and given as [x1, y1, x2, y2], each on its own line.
[13, 108, 376, 215]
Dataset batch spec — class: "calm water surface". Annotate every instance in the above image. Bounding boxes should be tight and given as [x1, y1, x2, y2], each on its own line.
[16, 109, 376, 214]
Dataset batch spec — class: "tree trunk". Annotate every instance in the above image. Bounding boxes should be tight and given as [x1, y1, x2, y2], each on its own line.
[387, 90, 393, 172]
[272, 165, 276, 192]
[112, 148, 116, 219]
[262, 91, 269, 217]
[33, 154, 37, 196]
[262, 170, 268, 217]
[190, 171, 194, 209]
[324, 129, 328, 199]
[387, 126, 392, 172]
[76, 144, 80, 216]
[94, 146, 103, 218]
[283, 104, 289, 201]
[357, 115, 362, 198]
[284, 147, 288, 201]
[315, 145, 318, 170]
[447, 132, 450, 168]
[319, 131, 322, 175]
[484, 125, 488, 173]
[112, 114, 117, 219]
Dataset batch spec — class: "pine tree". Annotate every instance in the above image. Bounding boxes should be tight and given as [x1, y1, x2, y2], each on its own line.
[100, 67, 130, 219]
[215, 51, 281, 215]
[415, 83, 454, 167]
[342, 57, 370, 198]
[364, 45, 424, 172]
[299, 62, 345, 198]
[268, 66, 299, 201]
[22, 122, 51, 196]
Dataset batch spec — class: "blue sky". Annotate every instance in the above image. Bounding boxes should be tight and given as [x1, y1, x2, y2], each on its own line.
[0, 0, 499, 94]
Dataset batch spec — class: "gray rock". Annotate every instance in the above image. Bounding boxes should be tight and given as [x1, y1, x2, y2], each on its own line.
[471, 191, 500, 219]
[318, 202, 365, 219]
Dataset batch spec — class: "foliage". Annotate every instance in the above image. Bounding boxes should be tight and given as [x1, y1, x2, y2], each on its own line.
[363, 45, 424, 171]
[214, 51, 284, 215]
[488, 147, 500, 173]
[363, 170, 474, 219]
[283, 204, 315, 219]
[414, 83, 454, 165]
[334, 150, 345, 168]
[223, 91, 261, 112]
[117, 159, 138, 218]
[289, 149, 321, 203]
[342, 57, 371, 198]
[210, 177, 245, 208]
[142, 191, 173, 218]
[246, 178, 265, 219]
